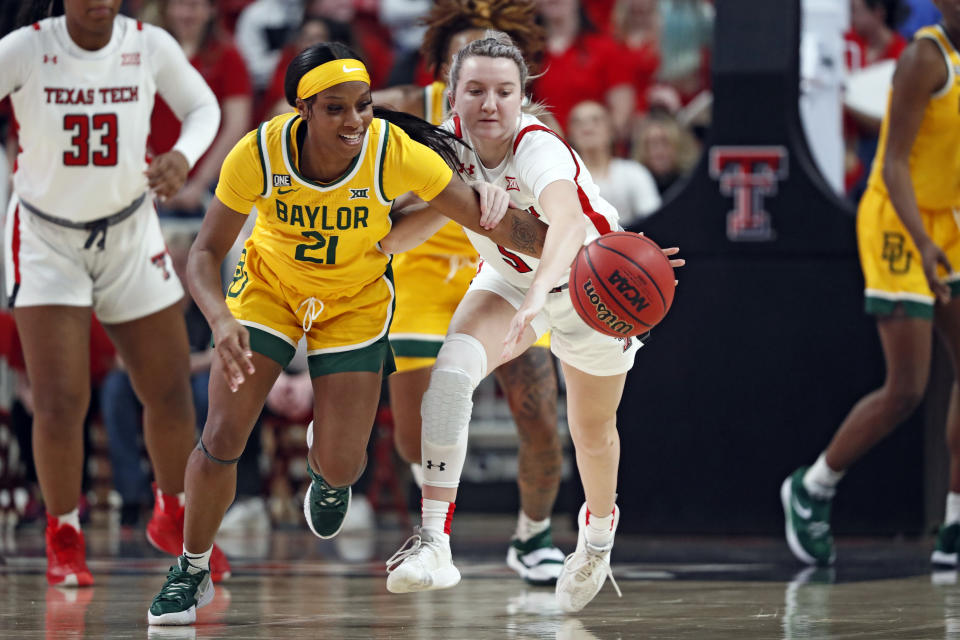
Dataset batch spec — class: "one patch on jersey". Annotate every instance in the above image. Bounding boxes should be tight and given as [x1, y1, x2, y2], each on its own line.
[349, 188, 369, 200]
[505, 176, 519, 191]
[121, 52, 141, 66]
[273, 174, 292, 187]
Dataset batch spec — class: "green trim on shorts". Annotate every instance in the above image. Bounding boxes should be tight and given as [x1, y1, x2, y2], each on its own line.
[308, 334, 396, 377]
[246, 326, 297, 367]
[864, 296, 934, 319]
[391, 338, 442, 359]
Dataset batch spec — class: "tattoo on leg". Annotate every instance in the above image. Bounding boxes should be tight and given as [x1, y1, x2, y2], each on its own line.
[496, 347, 562, 520]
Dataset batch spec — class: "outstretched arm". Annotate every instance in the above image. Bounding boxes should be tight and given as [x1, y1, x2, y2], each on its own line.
[426, 175, 547, 257]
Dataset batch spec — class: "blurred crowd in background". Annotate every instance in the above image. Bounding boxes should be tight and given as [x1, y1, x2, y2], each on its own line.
[0, 0, 942, 546]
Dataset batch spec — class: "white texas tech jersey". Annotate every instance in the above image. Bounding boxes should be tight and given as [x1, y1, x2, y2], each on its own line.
[443, 113, 620, 289]
[0, 15, 216, 221]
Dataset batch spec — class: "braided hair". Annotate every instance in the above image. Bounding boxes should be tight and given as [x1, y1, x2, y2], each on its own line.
[420, 0, 544, 81]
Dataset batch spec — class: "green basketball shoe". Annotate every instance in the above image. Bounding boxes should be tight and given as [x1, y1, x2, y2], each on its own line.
[507, 527, 565, 585]
[147, 556, 213, 625]
[781, 467, 835, 566]
[304, 463, 351, 539]
[932, 522, 960, 566]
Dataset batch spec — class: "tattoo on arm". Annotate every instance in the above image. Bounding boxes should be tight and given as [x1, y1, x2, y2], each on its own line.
[506, 211, 546, 257]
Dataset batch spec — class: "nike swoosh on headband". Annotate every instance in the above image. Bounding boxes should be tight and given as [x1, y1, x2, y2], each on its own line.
[342, 65, 364, 73]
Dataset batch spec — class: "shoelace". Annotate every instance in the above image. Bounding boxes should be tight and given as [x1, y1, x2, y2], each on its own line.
[311, 477, 347, 509]
[297, 297, 325, 332]
[154, 565, 202, 605]
[385, 528, 429, 572]
[564, 546, 622, 598]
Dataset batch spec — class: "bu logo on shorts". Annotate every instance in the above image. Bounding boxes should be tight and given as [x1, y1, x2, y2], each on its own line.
[881, 232, 912, 274]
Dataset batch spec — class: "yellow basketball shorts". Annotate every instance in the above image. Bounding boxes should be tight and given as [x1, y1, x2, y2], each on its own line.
[389, 252, 550, 372]
[226, 244, 396, 377]
[858, 186, 960, 319]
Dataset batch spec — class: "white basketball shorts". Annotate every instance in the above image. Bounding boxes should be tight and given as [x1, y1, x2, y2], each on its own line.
[4, 195, 184, 324]
[469, 265, 641, 376]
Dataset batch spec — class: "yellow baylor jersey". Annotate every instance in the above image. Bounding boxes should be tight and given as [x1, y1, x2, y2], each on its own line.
[406, 81, 475, 259]
[867, 25, 960, 210]
[216, 112, 452, 297]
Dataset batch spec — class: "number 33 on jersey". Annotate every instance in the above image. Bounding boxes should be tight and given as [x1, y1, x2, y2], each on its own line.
[215, 112, 453, 296]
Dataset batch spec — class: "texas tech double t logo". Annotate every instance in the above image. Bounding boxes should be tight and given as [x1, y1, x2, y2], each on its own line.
[709, 146, 788, 242]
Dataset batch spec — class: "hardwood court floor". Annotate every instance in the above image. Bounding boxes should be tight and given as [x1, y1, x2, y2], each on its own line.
[0, 514, 956, 639]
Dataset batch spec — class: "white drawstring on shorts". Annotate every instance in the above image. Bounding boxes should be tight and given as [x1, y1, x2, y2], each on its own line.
[297, 297, 325, 333]
[446, 255, 479, 283]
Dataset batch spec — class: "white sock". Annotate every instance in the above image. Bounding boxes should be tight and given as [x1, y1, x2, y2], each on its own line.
[56, 508, 80, 531]
[182, 544, 212, 574]
[584, 506, 616, 548]
[946, 492, 960, 524]
[155, 486, 186, 508]
[421, 498, 454, 541]
[803, 453, 844, 499]
[515, 510, 550, 542]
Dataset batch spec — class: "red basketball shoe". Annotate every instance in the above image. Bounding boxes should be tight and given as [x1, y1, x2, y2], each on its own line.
[146, 485, 232, 583]
[45, 515, 94, 587]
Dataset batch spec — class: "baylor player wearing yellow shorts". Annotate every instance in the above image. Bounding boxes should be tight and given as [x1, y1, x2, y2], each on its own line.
[372, 0, 569, 585]
[147, 41, 547, 626]
[783, 9, 960, 569]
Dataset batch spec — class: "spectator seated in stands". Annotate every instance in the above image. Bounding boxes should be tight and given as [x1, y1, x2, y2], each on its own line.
[148, 0, 253, 218]
[632, 110, 700, 198]
[843, 0, 908, 198]
[532, 0, 636, 142]
[567, 100, 660, 227]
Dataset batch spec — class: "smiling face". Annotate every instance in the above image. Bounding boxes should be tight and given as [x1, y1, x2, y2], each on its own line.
[451, 55, 523, 146]
[297, 80, 373, 173]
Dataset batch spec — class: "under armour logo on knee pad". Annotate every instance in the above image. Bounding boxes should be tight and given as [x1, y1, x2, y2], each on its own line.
[426, 460, 446, 471]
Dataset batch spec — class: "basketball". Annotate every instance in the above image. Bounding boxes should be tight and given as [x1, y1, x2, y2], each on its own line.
[569, 232, 676, 337]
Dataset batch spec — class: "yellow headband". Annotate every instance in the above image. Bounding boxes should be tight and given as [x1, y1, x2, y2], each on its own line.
[297, 59, 370, 100]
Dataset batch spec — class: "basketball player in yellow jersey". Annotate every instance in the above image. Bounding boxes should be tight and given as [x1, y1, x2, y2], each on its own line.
[372, 0, 569, 584]
[146, 42, 547, 626]
[783, 0, 960, 568]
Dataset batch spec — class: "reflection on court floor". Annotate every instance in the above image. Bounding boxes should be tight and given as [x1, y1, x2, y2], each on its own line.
[0, 515, 955, 639]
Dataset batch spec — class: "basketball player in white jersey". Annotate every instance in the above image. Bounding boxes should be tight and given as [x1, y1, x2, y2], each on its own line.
[384, 32, 683, 612]
[0, 0, 229, 586]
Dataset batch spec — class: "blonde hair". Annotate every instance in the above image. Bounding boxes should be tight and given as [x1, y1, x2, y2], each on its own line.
[448, 30, 548, 117]
[632, 112, 699, 172]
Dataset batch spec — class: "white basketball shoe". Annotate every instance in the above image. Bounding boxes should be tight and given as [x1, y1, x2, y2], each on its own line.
[556, 503, 622, 613]
[385, 528, 461, 593]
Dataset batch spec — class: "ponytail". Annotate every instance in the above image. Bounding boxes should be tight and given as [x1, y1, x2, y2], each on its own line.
[373, 106, 468, 169]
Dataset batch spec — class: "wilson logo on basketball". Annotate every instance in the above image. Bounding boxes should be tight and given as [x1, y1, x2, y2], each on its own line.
[570, 232, 675, 338]
[580, 279, 635, 335]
